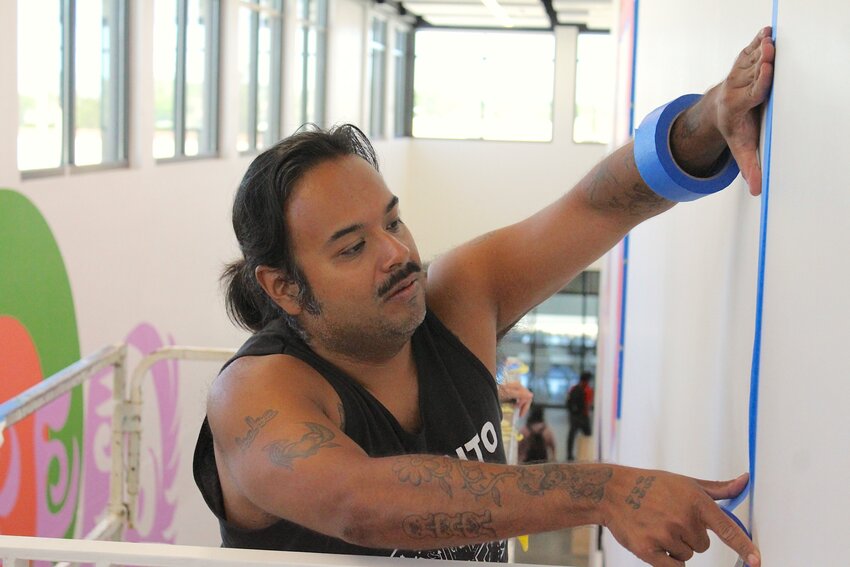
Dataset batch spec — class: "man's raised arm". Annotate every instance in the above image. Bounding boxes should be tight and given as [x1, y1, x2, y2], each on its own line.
[427, 28, 774, 339]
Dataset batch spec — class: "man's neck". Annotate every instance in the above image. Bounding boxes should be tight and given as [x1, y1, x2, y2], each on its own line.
[308, 337, 416, 389]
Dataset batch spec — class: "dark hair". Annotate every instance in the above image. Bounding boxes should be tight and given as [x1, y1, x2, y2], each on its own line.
[580, 371, 593, 382]
[222, 124, 379, 334]
[526, 405, 545, 425]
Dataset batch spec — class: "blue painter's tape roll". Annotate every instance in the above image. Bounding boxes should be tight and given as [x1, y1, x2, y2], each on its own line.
[634, 93, 740, 202]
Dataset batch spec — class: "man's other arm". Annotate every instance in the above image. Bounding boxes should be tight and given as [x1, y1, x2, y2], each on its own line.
[208, 356, 760, 566]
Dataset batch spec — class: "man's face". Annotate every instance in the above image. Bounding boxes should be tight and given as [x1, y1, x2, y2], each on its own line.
[285, 155, 426, 359]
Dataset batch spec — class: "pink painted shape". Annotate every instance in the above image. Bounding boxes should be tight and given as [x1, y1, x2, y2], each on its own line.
[81, 323, 180, 543]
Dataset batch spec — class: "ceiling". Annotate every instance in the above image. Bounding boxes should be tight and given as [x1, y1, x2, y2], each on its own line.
[401, 0, 615, 31]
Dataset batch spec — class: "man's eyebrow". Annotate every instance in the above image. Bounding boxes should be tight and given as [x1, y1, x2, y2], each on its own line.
[327, 196, 399, 245]
[386, 195, 399, 213]
[328, 223, 363, 244]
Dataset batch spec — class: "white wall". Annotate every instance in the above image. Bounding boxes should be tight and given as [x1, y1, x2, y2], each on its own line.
[602, 1, 771, 566]
[752, 1, 850, 563]
[601, 0, 850, 566]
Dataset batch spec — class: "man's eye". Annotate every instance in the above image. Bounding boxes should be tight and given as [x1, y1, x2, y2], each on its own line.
[387, 219, 403, 232]
[341, 241, 365, 257]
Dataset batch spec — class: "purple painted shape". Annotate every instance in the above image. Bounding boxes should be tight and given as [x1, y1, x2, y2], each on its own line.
[35, 395, 81, 537]
[0, 429, 21, 516]
[81, 323, 180, 543]
[80, 363, 115, 537]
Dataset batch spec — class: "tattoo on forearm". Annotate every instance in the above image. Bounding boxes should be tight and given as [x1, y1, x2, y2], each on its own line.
[625, 475, 655, 510]
[402, 510, 497, 540]
[456, 461, 515, 506]
[263, 422, 340, 470]
[393, 456, 455, 497]
[392, 456, 612, 506]
[235, 409, 279, 451]
[586, 153, 669, 217]
[517, 465, 612, 503]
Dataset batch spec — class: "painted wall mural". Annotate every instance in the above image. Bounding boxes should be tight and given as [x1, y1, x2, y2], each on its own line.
[0, 189, 179, 541]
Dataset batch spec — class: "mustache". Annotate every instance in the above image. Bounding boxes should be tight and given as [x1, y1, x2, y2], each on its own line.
[377, 262, 422, 298]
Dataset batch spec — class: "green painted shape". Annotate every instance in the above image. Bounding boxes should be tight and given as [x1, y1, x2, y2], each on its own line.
[0, 189, 82, 538]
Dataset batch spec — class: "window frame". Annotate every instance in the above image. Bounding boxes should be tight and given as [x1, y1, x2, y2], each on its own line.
[392, 26, 413, 138]
[295, 0, 328, 128]
[367, 15, 388, 139]
[238, 0, 284, 155]
[572, 29, 614, 146]
[410, 28, 556, 143]
[155, 0, 222, 163]
[19, 0, 130, 178]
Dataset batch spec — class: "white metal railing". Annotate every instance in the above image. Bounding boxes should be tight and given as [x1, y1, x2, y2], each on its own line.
[0, 344, 235, 545]
[124, 346, 236, 528]
[0, 534, 559, 567]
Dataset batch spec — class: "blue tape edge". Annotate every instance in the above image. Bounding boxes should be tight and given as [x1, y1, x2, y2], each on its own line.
[635, 94, 741, 202]
[721, 14, 779, 545]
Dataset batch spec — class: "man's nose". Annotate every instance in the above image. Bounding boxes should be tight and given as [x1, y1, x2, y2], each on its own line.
[379, 232, 410, 271]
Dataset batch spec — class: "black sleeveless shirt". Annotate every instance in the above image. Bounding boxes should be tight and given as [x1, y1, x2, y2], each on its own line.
[193, 310, 508, 561]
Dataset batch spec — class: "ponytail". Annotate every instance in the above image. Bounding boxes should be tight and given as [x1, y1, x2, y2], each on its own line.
[221, 258, 282, 332]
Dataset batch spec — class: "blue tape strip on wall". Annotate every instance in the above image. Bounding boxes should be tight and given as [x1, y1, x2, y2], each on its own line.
[721, 12, 779, 563]
[634, 94, 741, 202]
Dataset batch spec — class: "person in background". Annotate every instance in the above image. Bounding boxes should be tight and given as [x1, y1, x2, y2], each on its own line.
[518, 405, 557, 463]
[566, 371, 594, 461]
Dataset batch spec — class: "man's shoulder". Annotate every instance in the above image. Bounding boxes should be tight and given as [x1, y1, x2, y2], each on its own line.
[210, 353, 334, 420]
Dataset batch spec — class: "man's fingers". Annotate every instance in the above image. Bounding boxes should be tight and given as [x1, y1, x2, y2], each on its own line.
[742, 26, 772, 56]
[701, 501, 761, 567]
[695, 473, 749, 500]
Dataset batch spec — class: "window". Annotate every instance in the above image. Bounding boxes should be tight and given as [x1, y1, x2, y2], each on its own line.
[237, 0, 283, 153]
[573, 32, 615, 144]
[499, 271, 600, 406]
[295, 0, 328, 127]
[153, 0, 221, 160]
[17, 0, 128, 173]
[392, 28, 411, 138]
[412, 30, 554, 142]
[368, 17, 388, 138]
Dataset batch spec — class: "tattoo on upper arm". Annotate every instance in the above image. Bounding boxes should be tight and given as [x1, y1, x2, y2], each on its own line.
[263, 422, 340, 470]
[402, 510, 497, 541]
[625, 475, 655, 510]
[235, 409, 279, 451]
[517, 465, 612, 503]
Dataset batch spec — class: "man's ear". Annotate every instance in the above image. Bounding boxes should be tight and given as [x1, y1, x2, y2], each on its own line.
[255, 265, 303, 316]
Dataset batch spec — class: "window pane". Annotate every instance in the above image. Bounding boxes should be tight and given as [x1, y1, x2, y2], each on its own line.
[256, 11, 274, 150]
[153, 0, 178, 159]
[17, 1, 63, 171]
[236, 7, 254, 152]
[500, 278, 600, 405]
[237, 3, 280, 153]
[75, 0, 124, 166]
[185, 0, 217, 156]
[369, 19, 387, 138]
[574, 32, 615, 144]
[413, 30, 554, 142]
[393, 29, 408, 137]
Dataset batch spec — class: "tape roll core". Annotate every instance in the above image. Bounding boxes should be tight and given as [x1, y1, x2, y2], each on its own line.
[634, 94, 740, 202]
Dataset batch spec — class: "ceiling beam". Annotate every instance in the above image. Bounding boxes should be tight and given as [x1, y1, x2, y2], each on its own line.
[539, 0, 557, 29]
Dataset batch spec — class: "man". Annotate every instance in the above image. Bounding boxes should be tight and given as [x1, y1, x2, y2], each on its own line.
[194, 28, 773, 567]
[567, 371, 593, 461]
